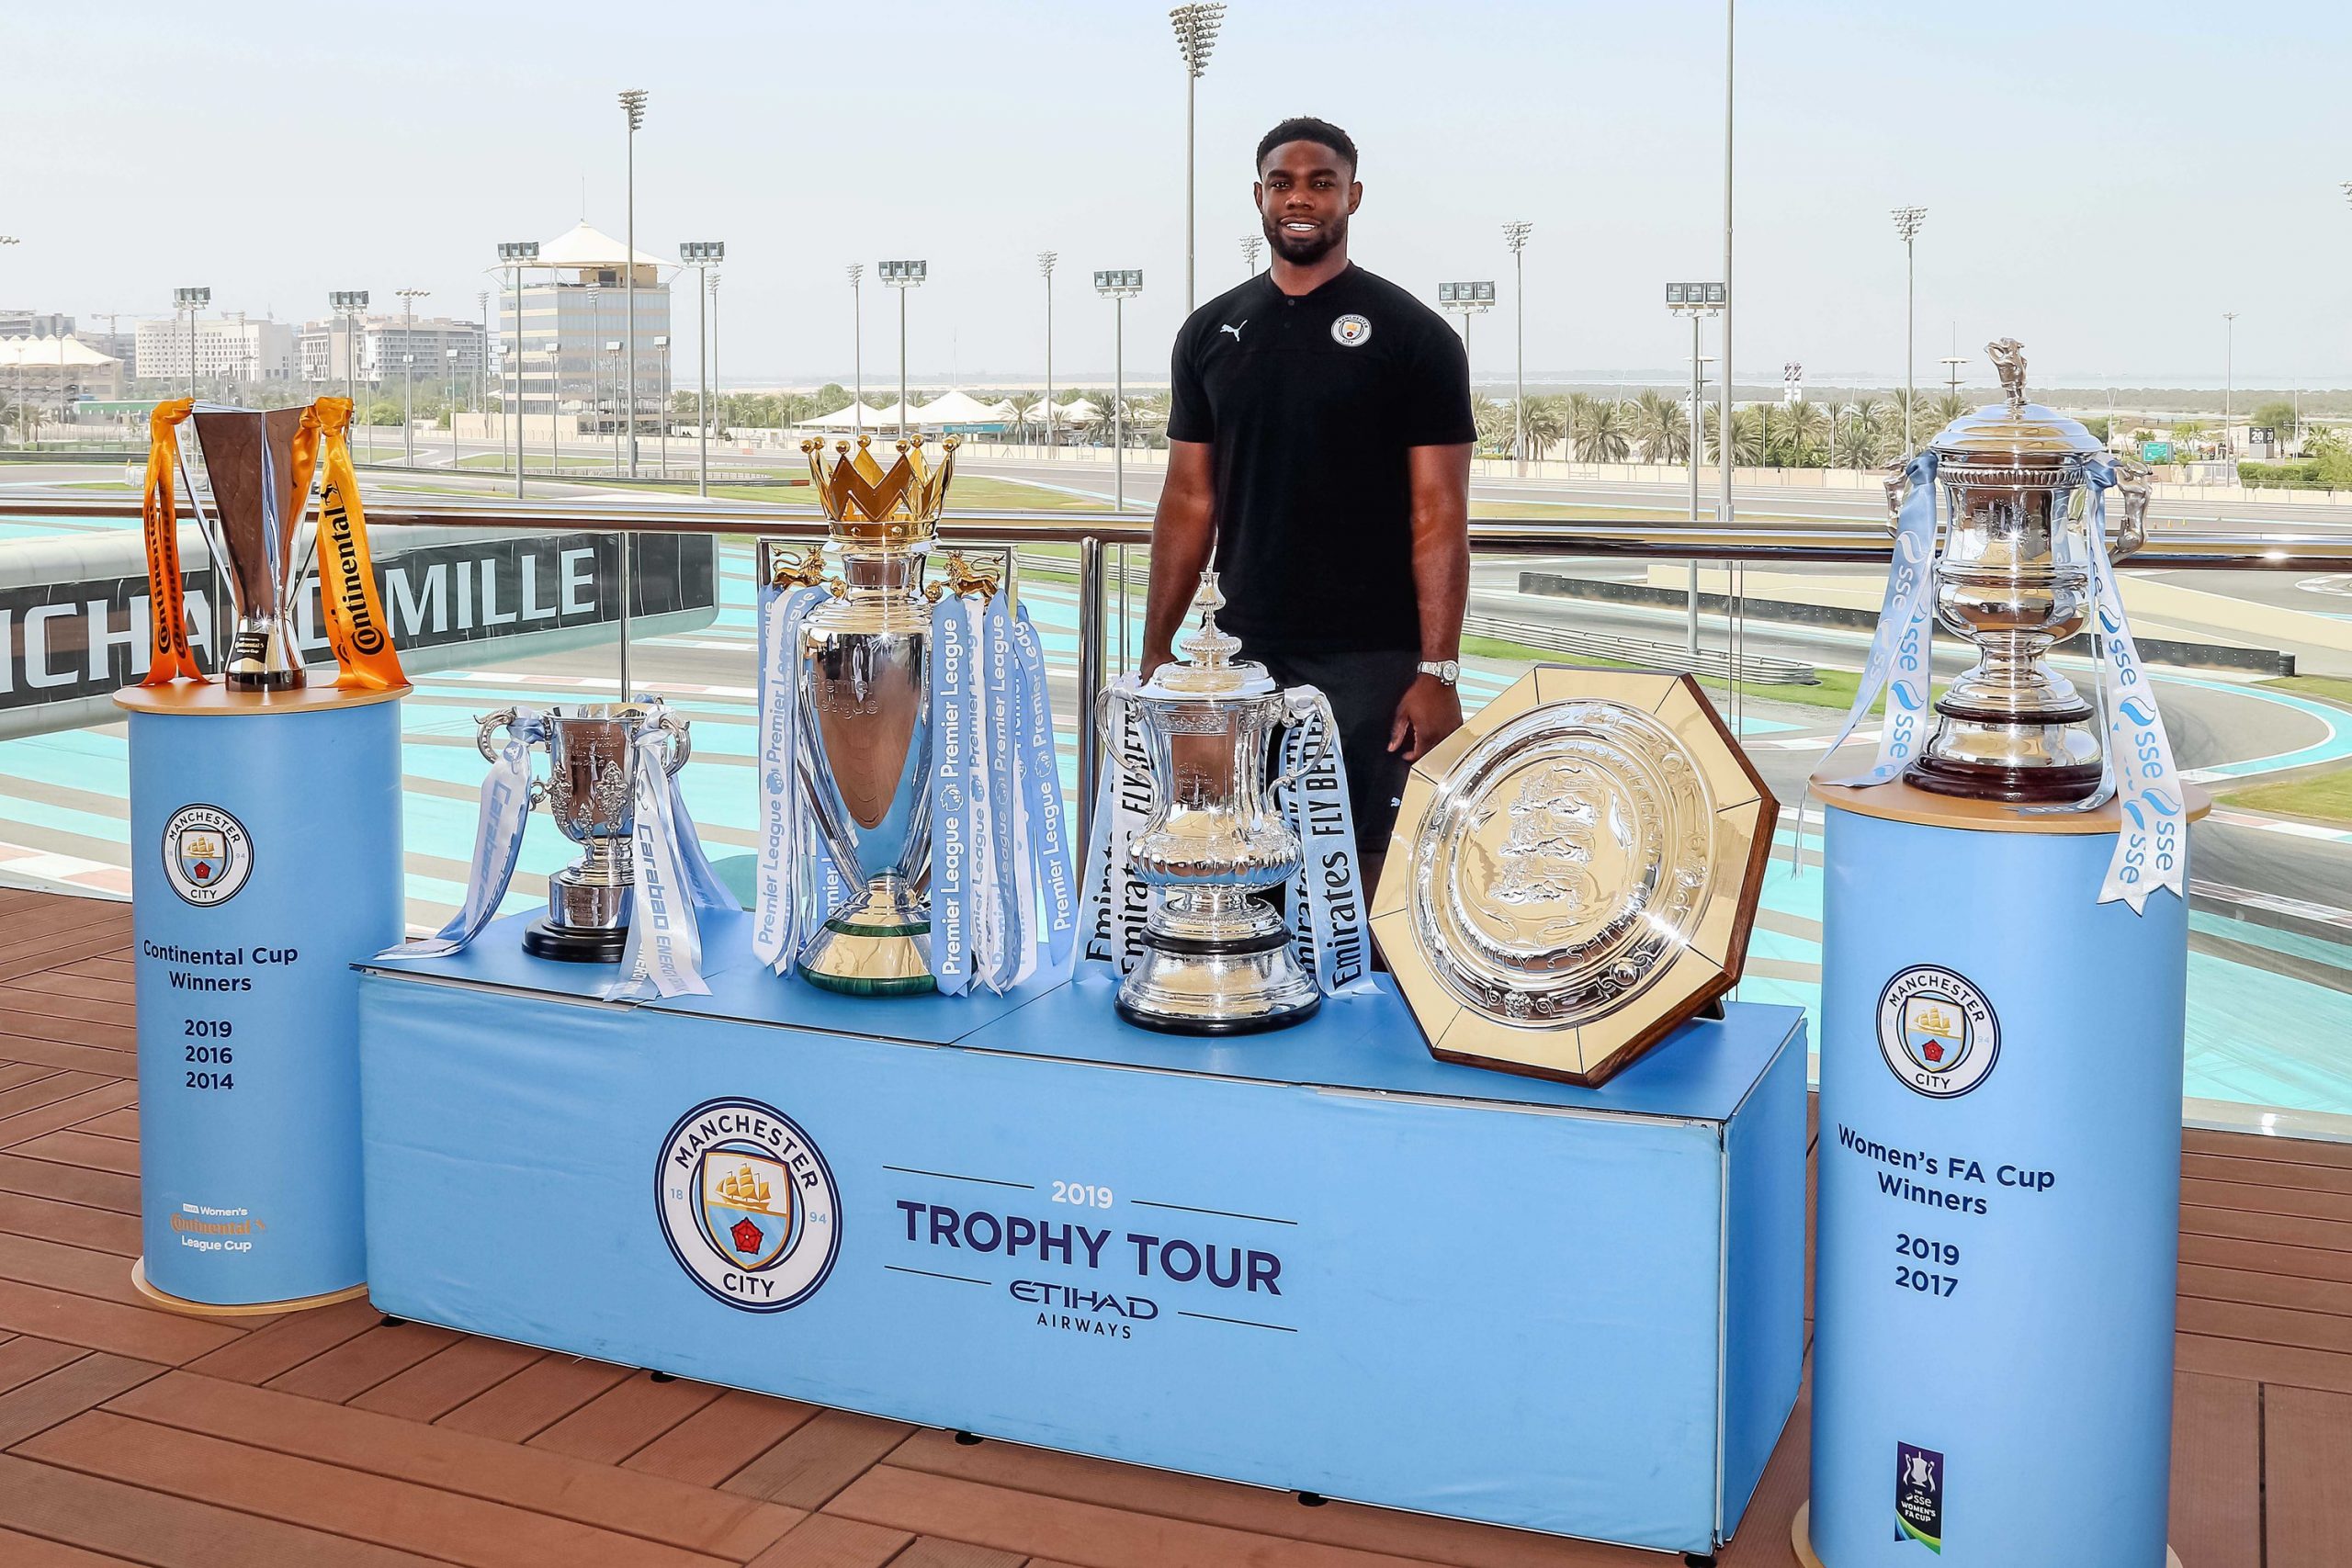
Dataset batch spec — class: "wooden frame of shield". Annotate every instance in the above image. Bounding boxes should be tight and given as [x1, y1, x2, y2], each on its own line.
[1370, 666, 1778, 1087]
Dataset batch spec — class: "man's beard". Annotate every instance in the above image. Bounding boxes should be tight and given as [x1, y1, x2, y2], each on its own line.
[1263, 212, 1344, 265]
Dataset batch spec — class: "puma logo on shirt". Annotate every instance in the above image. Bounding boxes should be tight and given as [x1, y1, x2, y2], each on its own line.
[1220, 321, 1248, 343]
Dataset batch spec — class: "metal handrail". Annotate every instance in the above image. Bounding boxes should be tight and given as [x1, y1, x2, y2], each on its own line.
[7, 493, 2351, 568]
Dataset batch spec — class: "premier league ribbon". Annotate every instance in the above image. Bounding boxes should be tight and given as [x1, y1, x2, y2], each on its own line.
[387, 706, 548, 958]
[752, 581, 839, 975]
[1011, 604, 1080, 980]
[929, 593, 984, 994]
[1816, 449, 1941, 787]
[1274, 694, 1375, 995]
[607, 720, 730, 1001]
[978, 591, 1023, 990]
[2074, 458, 2189, 910]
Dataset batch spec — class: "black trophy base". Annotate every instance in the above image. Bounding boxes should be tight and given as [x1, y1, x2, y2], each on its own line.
[1906, 753, 2105, 805]
[221, 668, 308, 693]
[522, 917, 629, 964]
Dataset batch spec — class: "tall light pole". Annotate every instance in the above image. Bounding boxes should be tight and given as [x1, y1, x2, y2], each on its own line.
[880, 260, 926, 440]
[446, 347, 461, 447]
[2222, 310, 2238, 460]
[1169, 5, 1226, 313]
[1668, 283, 1726, 658]
[329, 291, 367, 450]
[475, 288, 490, 435]
[1504, 221, 1532, 471]
[1038, 251, 1058, 452]
[496, 240, 537, 497]
[1892, 205, 1927, 453]
[679, 241, 723, 496]
[652, 334, 669, 477]
[618, 88, 648, 476]
[1240, 233, 1262, 276]
[546, 338, 561, 478]
[846, 264, 865, 433]
[707, 270, 722, 443]
[604, 339, 623, 474]
[395, 288, 427, 465]
[175, 287, 209, 401]
[1095, 270, 1144, 512]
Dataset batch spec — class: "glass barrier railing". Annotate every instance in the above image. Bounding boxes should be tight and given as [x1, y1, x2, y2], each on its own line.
[2, 474, 2346, 1141]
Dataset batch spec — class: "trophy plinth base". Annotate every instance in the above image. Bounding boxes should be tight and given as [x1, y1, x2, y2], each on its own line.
[1116, 926, 1322, 1036]
[523, 918, 630, 964]
[801, 916, 935, 998]
[1906, 752, 2104, 804]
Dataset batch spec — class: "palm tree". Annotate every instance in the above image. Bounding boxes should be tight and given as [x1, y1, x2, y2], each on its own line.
[1518, 394, 1568, 460]
[1471, 395, 1511, 455]
[1772, 400, 1828, 467]
[1630, 389, 1689, 464]
[1702, 404, 1767, 466]
[1568, 395, 1632, 463]
[1929, 390, 1970, 428]
[1838, 398, 1891, 468]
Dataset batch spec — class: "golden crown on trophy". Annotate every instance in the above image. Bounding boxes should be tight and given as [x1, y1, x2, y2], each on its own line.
[801, 434, 959, 540]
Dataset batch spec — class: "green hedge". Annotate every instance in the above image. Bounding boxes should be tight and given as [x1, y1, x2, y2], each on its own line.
[2240, 460, 2328, 490]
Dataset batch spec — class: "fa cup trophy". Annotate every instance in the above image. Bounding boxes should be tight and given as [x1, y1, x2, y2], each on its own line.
[1900, 339, 2151, 802]
[786, 436, 957, 994]
[475, 702, 691, 962]
[187, 405, 313, 689]
[1097, 571, 1336, 1033]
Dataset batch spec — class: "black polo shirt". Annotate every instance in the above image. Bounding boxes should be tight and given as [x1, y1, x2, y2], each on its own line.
[1167, 264, 1473, 654]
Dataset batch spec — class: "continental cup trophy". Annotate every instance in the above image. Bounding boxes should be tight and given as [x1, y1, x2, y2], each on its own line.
[784, 436, 956, 994]
[1094, 571, 1340, 1033]
[187, 404, 317, 689]
[1896, 338, 2151, 802]
[474, 702, 692, 962]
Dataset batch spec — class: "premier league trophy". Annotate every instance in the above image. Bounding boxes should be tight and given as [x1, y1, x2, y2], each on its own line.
[1097, 571, 1336, 1033]
[1899, 338, 2151, 802]
[786, 436, 956, 993]
[187, 404, 313, 689]
[475, 701, 691, 962]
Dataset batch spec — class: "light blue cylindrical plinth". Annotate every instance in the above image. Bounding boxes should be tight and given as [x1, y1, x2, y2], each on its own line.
[127, 692, 403, 1308]
[1811, 798, 2188, 1567]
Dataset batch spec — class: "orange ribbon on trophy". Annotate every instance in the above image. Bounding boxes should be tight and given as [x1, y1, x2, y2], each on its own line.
[299, 397, 407, 690]
[137, 399, 202, 685]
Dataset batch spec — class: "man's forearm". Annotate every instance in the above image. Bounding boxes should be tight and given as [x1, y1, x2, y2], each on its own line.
[1411, 518, 1468, 663]
[1144, 480, 1216, 660]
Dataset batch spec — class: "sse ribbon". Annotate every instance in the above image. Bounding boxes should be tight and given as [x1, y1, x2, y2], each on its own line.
[2076, 459, 2189, 910]
[1817, 449, 1940, 787]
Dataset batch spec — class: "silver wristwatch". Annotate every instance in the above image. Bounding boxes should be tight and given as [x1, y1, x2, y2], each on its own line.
[1417, 659, 1461, 687]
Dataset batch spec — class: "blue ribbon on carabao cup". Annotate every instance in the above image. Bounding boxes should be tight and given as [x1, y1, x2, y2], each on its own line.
[607, 710, 734, 1001]
[393, 705, 549, 957]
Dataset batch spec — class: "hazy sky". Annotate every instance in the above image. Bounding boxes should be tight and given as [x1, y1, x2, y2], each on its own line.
[7, 1, 2349, 389]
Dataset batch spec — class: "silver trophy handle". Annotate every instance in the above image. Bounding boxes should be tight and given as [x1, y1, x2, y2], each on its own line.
[655, 709, 693, 775]
[1271, 685, 1339, 794]
[474, 706, 549, 808]
[2108, 455, 2151, 561]
[1881, 460, 1911, 539]
[1096, 686, 1147, 785]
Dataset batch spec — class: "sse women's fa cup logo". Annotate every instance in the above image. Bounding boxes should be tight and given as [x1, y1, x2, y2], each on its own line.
[656, 1098, 841, 1313]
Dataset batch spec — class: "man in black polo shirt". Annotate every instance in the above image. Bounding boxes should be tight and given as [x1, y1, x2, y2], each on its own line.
[1143, 116, 1473, 886]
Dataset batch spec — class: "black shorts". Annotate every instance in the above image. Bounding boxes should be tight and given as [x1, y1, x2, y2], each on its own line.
[1255, 647, 1420, 863]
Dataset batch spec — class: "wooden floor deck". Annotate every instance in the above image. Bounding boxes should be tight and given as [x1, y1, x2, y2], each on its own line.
[0, 886, 2347, 1566]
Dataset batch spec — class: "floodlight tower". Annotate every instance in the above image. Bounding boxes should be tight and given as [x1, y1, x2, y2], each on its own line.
[1239, 233, 1262, 276]
[1438, 280, 1496, 362]
[1095, 269, 1145, 513]
[1668, 281, 1727, 657]
[175, 287, 209, 401]
[1169, 4, 1226, 312]
[2222, 310, 2239, 459]
[880, 260, 927, 440]
[1892, 205, 1927, 452]
[496, 241, 538, 496]
[395, 288, 429, 465]
[1504, 221, 1532, 469]
[846, 264, 865, 434]
[678, 241, 724, 496]
[618, 88, 649, 474]
[1038, 251, 1058, 450]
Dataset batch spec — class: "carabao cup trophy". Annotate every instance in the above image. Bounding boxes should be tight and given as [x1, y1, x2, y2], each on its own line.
[781, 436, 956, 994]
[1091, 571, 1340, 1034]
[1903, 339, 2153, 802]
[475, 702, 691, 962]
[187, 405, 315, 689]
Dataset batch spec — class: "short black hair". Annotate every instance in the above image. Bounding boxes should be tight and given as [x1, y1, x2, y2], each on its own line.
[1256, 117, 1357, 175]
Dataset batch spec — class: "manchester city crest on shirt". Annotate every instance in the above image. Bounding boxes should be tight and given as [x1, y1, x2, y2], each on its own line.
[657, 1097, 841, 1312]
[1876, 964, 1999, 1099]
[1331, 313, 1373, 346]
[162, 804, 254, 907]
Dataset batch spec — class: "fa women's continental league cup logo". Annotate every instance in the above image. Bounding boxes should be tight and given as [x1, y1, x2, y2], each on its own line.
[1877, 965, 1999, 1099]
[656, 1098, 841, 1313]
[162, 805, 253, 906]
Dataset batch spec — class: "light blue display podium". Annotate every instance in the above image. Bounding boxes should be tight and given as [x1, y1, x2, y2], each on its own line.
[1803, 781, 2206, 1568]
[357, 909, 1807, 1555]
[121, 682, 406, 1314]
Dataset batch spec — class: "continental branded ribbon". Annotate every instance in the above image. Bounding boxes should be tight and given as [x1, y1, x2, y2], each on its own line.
[137, 399, 202, 685]
[387, 705, 548, 958]
[752, 581, 853, 976]
[1816, 448, 1940, 787]
[303, 397, 406, 690]
[607, 720, 732, 1002]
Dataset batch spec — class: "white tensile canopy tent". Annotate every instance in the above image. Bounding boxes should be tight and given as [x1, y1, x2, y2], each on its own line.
[0, 334, 121, 369]
[532, 221, 669, 272]
[910, 389, 1002, 425]
[808, 400, 897, 430]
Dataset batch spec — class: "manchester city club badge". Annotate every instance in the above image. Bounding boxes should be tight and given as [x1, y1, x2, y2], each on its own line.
[656, 1097, 841, 1312]
[1876, 965, 1999, 1099]
[162, 804, 254, 907]
[1331, 313, 1372, 346]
